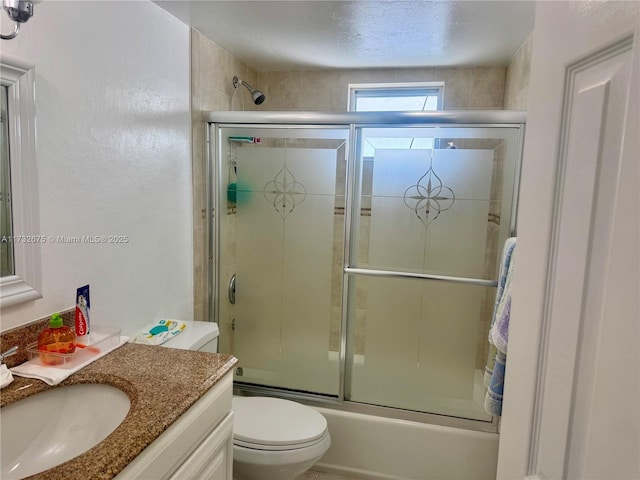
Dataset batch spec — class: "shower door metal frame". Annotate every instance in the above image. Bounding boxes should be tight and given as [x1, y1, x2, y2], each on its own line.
[205, 110, 526, 433]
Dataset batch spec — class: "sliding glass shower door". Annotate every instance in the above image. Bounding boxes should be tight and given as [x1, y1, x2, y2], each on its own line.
[216, 126, 348, 396]
[344, 126, 520, 421]
[210, 113, 523, 425]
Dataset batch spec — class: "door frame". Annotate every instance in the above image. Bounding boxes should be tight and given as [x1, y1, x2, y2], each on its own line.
[497, 2, 639, 478]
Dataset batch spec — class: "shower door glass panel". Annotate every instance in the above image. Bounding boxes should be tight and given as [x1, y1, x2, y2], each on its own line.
[353, 127, 520, 280]
[346, 125, 521, 420]
[219, 127, 348, 397]
[347, 276, 495, 421]
[347, 275, 494, 421]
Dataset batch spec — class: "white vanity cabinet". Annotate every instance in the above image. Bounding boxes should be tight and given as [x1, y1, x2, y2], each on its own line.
[116, 372, 233, 480]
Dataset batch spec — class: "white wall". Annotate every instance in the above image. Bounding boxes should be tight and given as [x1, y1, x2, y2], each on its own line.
[0, 1, 192, 335]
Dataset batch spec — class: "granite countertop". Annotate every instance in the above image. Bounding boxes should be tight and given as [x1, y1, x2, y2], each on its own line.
[0, 343, 237, 480]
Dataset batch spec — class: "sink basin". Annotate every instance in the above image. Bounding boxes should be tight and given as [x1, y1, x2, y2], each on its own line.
[1, 383, 131, 479]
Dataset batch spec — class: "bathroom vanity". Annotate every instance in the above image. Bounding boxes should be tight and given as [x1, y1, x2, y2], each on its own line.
[0, 343, 237, 479]
[115, 371, 234, 479]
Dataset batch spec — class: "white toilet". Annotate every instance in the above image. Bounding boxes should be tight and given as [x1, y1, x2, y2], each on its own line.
[151, 320, 331, 480]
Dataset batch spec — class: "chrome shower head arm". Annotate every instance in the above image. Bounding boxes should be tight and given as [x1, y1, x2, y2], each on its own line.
[240, 79, 254, 91]
[232, 76, 256, 93]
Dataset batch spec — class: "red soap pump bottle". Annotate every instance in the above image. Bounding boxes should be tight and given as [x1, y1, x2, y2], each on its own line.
[38, 313, 76, 365]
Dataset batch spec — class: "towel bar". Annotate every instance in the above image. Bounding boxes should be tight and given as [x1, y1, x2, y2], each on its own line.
[344, 267, 498, 287]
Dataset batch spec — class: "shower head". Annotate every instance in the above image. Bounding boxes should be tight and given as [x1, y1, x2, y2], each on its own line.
[233, 76, 266, 105]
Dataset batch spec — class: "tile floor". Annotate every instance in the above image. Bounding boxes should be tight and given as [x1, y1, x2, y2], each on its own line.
[296, 470, 360, 480]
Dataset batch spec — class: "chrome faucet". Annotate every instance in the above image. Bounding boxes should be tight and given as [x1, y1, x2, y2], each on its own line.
[0, 346, 18, 363]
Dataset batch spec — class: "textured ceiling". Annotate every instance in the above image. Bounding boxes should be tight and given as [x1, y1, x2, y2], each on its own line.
[155, 1, 536, 71]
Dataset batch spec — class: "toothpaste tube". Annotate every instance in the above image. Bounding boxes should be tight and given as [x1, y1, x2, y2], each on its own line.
[74, 285, 91, 338]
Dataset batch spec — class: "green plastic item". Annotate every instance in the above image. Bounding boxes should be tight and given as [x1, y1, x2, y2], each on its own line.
[50, 312, 63, 328]
[227, 183, 237, 203]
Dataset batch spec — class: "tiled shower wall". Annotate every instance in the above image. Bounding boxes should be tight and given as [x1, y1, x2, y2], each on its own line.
[478, 33, 532, 366]
[192, 27, 532, 359]
[504, 33, 533, 110]
[254, 67, 506, 111]
[191, 29, 259, 331]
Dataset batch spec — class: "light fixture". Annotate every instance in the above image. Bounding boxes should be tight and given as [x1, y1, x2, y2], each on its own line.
[1, 0, 34, 40]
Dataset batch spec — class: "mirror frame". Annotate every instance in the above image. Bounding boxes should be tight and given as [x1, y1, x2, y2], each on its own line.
[0, 54, 41, 308]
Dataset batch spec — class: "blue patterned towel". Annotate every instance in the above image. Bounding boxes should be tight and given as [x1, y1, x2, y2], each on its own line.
[491, 244, 516, 354]
[484, 350, 506, 416]
[484, 238, 516, 415]
[483, 238, 516, 386]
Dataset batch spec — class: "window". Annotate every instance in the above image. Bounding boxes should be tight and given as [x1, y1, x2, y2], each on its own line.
[348, 82, 443, 112]
[348, 83, 444, 155]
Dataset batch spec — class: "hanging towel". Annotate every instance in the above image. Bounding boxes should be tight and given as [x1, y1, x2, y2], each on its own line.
[493, 238, 517, 318]
[484, 343, 498, 387]
[484, 350, 506, 416]
[491, 244, 516, 354]
[483, 237, 517, 386]
[484, 237, 516, 416]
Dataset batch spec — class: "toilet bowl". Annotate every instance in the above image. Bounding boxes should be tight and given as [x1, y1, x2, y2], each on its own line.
[148, 320, 330, 480]
[232, 396, 330, 480]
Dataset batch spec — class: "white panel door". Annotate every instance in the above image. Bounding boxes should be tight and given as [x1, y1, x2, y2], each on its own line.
[498, 2, 639, 479]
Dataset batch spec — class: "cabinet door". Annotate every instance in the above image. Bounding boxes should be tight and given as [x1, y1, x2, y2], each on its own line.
[169, 412, 234, 480]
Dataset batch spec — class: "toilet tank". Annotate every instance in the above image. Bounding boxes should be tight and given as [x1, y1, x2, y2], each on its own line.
[159, 320, 219, 353]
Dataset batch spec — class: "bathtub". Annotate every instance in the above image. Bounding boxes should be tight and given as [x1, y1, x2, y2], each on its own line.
[313, 406, 499, 480]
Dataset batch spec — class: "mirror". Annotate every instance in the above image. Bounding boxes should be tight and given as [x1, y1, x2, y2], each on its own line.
[0, 55, 41, 307]
[1, 85, 14, 277]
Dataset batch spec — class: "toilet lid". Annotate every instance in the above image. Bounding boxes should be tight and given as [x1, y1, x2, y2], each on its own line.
[232, 396, 328, 449]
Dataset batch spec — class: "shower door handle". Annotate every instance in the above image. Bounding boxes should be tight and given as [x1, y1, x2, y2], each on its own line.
[228, 274, 236, 304]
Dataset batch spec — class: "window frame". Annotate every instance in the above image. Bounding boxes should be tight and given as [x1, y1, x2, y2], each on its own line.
[347, 82, 444, 112]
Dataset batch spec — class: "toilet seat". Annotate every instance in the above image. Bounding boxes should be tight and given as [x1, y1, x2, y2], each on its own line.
[232, 396, 328, 451]
[234, 429, 329, 451]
